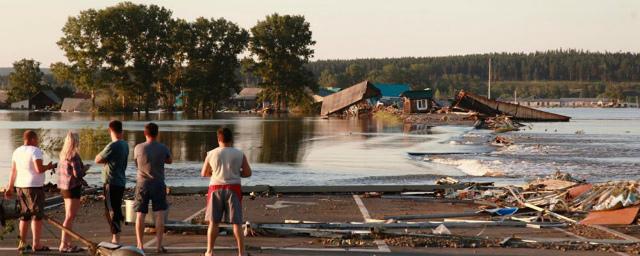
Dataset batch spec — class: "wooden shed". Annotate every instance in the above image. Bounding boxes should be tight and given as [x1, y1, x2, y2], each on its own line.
[401, 89, 434, 114]
[30, 90, 61, 110]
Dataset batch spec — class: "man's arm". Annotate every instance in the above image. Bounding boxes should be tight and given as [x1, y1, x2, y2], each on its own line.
[201, 154, 212, 177]
[240, 155, 252, 178]
[33, 159, 53, 174]
[165, 148, 173, 164]
[95, 154, 106, 164]
[95, 143, 111, 164]
[5, 161, 17, 198]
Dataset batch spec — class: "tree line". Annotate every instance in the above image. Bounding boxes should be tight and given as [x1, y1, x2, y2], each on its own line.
[4, 2, 316, 113]
[308, 50, 640, 100]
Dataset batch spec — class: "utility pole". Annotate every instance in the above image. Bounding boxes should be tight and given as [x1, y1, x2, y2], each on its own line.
[488, 58, 492, 99]
[514, 89, 517, 104]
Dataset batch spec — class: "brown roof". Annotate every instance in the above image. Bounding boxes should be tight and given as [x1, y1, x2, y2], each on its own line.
[60, 98, 91, 112]
[320, 80, 381, 116]
[0, 90, 7, 103]
[235, 87, 263, 100]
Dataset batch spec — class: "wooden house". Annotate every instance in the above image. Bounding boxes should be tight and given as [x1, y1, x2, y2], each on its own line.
[401, 89, 434, 114]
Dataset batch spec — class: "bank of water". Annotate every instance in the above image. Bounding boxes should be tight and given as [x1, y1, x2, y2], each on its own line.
[0, 108, 637, 188]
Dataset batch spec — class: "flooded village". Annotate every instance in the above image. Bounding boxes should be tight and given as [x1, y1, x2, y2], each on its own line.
[1, 1, 640, 256]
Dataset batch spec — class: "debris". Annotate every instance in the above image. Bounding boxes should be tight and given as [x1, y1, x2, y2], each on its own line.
[431, 224, 451, 235]
[579, 206, 640, 225]
[453, 90, 571, 122]
[491, 136, 513, 146]
[435, 177, 459, 185]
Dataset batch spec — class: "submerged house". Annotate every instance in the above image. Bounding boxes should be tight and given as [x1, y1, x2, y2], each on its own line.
[375, 83, 411, 106]
[233, 87, 263, 109]
[30, 90, 61, 110]
[320, 80, 381, 116]
[60, 98, 92, 112]
[10, 90, 61, 110]
[401, 89, 434, 114]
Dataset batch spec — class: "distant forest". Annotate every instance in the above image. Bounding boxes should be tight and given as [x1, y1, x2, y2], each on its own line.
[3, 49, 640, 101]
[304, 49, 640, 100]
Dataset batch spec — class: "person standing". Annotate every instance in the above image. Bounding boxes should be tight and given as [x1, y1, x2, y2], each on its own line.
[133, 123, 172, 253]
[95, 120, 129, 244]
[57, 131, 89, 253]
[4, 130, 56, 252]
[201, 128, 252, 256]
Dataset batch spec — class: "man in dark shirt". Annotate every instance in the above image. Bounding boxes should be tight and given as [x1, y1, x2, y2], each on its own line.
[95, 120, 129, 244]
[133, 122, 172, 253]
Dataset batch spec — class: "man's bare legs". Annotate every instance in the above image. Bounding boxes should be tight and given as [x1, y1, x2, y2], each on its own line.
[135, 213, 146, 251]
[18, 220, 29, 250]
[205, 222, 219, 256]
[31, 220, 42, 250]
[232, 224, 245, 256]
[154, 211, 165, 252]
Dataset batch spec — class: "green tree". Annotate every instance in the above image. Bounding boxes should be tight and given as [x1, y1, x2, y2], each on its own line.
[318, 69, 338, 88]
[249, 13, 316, 112]
[7, 59, 45, 102]
[183, 17, 249, 114]
[345, 64, 365, 84]
[57, 8, 107, 111]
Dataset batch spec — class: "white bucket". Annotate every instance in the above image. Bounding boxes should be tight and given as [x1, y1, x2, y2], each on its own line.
[123, 199, 169, 225]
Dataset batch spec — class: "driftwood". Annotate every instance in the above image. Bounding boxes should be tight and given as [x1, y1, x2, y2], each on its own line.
[524, 203, 577, 223]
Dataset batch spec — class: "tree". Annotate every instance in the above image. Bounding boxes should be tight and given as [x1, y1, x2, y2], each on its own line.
[183, 17, 249, 114]
[249, 13, 316, 112]
[318, 69, 338, 88]
[7, 59, 45, 102]
[345, 64, 365, 84]
[57, 8, 107, 111]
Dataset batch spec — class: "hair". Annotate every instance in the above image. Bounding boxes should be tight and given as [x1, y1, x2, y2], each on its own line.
[23, 130, 37, 142]
[217, 127, 233, 143]
[59, 131, 80, 161]
[109, 120, 123, 134]
[144, 122, 159, 137]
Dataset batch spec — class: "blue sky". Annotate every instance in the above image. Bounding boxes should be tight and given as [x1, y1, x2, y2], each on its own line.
[0, 0, 638, 66]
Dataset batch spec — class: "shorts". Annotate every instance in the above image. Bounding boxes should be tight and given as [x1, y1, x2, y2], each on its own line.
[206, 184, 243, 224]
[16, 187, 45, 221]
[60, 186, 82, 199]
[134, 181, 168, 214]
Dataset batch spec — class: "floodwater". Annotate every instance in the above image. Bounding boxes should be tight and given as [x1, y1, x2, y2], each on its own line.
[0, 108, 638, 188]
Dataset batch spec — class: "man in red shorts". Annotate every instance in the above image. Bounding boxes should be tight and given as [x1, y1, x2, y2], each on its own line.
[201, 127, 252, 256]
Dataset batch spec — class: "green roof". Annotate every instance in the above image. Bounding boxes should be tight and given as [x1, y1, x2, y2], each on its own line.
[401, 89, 433, 99]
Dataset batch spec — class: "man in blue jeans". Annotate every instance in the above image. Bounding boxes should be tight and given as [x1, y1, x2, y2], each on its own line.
[133, 122, 172, 253]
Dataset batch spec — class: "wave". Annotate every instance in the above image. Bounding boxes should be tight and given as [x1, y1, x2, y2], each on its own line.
[431, 158, 504, 177]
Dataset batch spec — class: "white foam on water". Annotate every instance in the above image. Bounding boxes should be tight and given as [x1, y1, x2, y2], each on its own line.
[431, 157, 504, 177]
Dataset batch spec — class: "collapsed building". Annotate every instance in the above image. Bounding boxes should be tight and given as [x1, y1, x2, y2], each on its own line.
[320, 80, 381, 117]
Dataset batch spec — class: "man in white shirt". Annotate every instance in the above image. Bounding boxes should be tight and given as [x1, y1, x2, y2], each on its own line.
[4, 130, 56, 252]
[201, 127, 251, 256]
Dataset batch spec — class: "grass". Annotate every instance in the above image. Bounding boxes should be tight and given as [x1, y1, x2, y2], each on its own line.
[374, 111, 403, 125]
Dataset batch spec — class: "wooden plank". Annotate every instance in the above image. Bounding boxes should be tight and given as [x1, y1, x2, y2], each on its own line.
[384, 211, 482, 220]
[524, 203, 577, 223]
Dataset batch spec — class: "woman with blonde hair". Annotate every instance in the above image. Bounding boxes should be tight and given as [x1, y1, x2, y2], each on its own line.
[57, 131, 89, 253]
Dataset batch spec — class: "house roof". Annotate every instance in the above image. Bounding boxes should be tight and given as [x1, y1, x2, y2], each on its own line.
[32, 90, 61, 104]
[320, 80, 381, 116]
[375, 83, 411, 97]
[235, 87, 263, 100]
[401, 89, 433, 100]
[60, 98, 91, 112]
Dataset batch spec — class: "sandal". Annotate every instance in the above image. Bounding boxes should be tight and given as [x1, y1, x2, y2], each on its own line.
[61, 246, 84, 253]
[34, 246, 51, 251]
[18, 243, 31, 252]
[156, 246, 167, 253]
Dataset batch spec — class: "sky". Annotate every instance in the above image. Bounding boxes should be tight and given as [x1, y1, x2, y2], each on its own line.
[0, 0, 639, 67]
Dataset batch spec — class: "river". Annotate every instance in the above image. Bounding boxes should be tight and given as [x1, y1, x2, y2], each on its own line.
[0, 108, 638, 188]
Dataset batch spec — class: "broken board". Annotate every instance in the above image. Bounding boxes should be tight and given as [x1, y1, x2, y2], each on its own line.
[579, 206, 640, 225]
